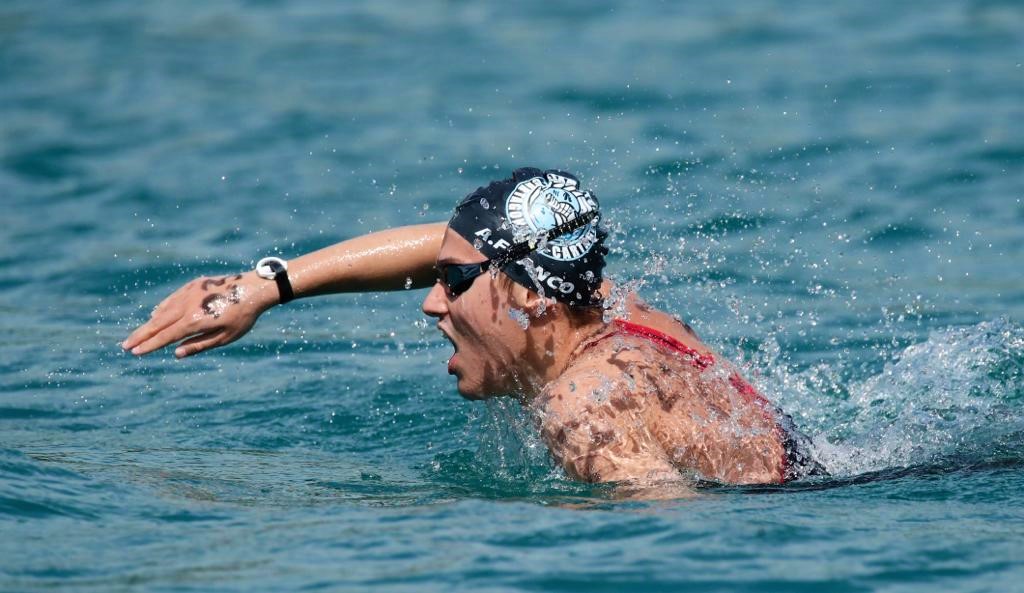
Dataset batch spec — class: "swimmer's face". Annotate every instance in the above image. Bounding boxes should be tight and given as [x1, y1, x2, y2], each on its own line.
[422, 229, 530, 399]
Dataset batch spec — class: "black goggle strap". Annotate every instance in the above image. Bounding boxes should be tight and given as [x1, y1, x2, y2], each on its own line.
[490, 209, 598, 269]
[439, 210, 599, 296]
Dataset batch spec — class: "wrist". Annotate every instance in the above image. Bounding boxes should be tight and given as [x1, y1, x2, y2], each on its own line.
[255, 256, 295, 305]
[238, 271, 281, 311]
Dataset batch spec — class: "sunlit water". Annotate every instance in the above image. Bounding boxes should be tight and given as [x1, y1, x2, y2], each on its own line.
[2, 1, 1022, 591]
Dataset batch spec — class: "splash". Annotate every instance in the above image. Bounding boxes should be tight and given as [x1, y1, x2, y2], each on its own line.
[477, 398, 551, 481]
[426, 398, 590, 499]
[451, 319, 1024, 488]
[602, 278, 643, 323]
[768, 318, 1024, 477]
[508, 307, 530, 330]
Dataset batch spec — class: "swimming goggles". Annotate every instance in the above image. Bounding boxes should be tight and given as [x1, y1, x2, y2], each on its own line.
[436, 262, 490, 298]
[436, 210, 597, 298]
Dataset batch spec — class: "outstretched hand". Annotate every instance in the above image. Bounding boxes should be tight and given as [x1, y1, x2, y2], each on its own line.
[122, 271, 278, 358]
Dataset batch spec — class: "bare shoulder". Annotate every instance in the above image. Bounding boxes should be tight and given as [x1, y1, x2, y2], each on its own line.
[625, 294, 709, 355]
[537, 343, 648, 421]
[534, 350, 678, 484]
[544, 329, 787, 484]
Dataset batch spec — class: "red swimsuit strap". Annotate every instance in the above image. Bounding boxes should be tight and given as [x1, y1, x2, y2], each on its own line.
[611, 319, 716, 370]
[578, 318, 790, 482]
[579, 319, 714, 369]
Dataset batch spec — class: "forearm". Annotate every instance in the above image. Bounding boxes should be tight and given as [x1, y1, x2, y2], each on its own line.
[121, 222, 446, 357]
[286, 222, 446, 299]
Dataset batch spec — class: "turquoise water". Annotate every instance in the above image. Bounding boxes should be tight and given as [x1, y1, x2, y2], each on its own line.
[2, 0, 1023, 591]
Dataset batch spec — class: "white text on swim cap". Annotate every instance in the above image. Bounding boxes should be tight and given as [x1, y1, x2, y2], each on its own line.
[532, 265, 575, 294]
[474, 228, 511, 251]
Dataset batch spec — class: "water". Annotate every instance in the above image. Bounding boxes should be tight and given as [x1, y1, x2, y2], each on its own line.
[2, 0, 1023, 590]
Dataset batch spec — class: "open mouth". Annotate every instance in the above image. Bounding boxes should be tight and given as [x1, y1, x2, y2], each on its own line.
[439, 327, 458, 375]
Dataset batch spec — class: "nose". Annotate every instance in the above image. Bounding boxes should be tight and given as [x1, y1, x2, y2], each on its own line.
[421, 280, 449, 318]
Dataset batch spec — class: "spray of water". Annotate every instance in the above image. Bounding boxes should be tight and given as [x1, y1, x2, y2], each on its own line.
[458, 309, 1024, 486]
[758, 318, 1024, 477]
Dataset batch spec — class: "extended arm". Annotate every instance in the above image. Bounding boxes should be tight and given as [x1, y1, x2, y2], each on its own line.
[122, 222, 446, 358]
[287, 222, 444, 297]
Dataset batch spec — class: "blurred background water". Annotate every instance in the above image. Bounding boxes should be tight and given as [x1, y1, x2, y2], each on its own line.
[1, 0, 1022, 591]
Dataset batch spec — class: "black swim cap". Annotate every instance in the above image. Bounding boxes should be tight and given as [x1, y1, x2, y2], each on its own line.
[448, 168, 607, 307]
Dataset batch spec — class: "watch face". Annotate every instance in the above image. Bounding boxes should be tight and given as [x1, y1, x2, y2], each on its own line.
[256, 257, 288, 279]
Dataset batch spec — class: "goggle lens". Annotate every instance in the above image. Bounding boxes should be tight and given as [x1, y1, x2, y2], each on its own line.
[438, 263, 488, 297]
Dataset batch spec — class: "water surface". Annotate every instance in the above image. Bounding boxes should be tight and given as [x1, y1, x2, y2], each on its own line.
[2, 1, 1023, 591]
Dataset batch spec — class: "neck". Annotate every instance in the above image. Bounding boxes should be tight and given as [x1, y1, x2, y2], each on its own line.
[511, 310, 608, 402]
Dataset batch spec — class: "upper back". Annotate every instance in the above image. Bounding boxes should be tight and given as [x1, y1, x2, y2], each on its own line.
[536, 320, 787, 484]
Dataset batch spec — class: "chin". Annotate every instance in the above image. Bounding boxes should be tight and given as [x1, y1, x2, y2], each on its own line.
[457, 390, 488, 401]
[454, 376, 502, 400]
[453, 377, 477, 398]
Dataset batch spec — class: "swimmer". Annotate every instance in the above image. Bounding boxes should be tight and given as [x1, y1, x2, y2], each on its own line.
[123, 168, 825, 488]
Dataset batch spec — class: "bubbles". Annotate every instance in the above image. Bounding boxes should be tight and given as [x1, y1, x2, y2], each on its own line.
[404, 277, 413, 290]
[473, 238, 484, 250]
[479, 197, 489, 209]
[517, 257, 547, 298]
[533, 229, 549, 251]
[508, 307, 530, 330]
[602, 279, 640, 323]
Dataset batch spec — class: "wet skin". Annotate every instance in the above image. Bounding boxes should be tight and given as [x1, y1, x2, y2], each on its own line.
[123, 223, 788, 485]
[537, 337, 787, 485]
[423, 230, 787, 485]
[199, 274, 244, 318]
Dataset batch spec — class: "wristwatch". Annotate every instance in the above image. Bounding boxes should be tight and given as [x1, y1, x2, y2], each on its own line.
[255, 256, 295, 304]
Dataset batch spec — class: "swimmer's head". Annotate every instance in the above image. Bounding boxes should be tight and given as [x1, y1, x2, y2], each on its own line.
[446, 168, 607, 308]
[423, 168, 608, 398]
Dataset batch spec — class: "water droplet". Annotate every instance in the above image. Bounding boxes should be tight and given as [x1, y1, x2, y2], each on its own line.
[508, 308, 530, 330]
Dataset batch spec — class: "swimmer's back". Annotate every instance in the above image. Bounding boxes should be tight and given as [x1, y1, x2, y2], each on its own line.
[555, 327, 788, 484]
[622, 292, 709, 356]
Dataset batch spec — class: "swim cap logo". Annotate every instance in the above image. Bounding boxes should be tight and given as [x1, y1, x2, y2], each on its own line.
[505, 173, 599, 262]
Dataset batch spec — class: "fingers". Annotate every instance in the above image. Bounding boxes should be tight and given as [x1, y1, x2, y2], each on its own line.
[122, 283, 196, 350]
[122, 310, 181, 352]
[122, 279, 204, 352]
[127, 317, 206, 356]
[122, 276, 259, 358]
[174, 330, 227, 359]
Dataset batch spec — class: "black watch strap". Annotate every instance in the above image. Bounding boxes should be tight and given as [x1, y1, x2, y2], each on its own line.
[256, 257, 295, 304]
